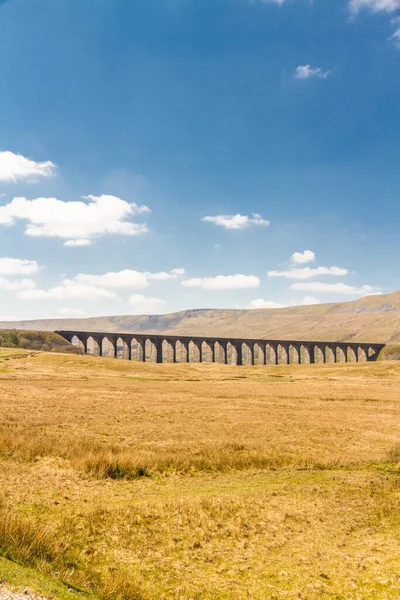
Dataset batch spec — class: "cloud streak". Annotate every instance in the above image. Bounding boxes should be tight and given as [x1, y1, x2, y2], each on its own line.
[290, 281, 380, 295]
[202, 213, 269, 230]
[294, 65, 331, 80]
[182, 274, 260, 290]
[268, 266, 348, 280]
[349, 0, 400, 14]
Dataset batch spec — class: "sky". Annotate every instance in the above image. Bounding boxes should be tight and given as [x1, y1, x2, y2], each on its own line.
[1, 0, 400, 320]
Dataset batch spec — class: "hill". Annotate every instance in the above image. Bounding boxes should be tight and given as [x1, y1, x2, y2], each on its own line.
[2, 290, 400, 343]
[0, 330, 80, 353]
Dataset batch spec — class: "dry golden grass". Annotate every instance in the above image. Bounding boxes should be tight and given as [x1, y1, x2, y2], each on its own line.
[1, 348, 400, 598]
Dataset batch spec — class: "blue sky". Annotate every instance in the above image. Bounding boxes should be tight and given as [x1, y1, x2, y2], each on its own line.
[1, 0, 400, 320]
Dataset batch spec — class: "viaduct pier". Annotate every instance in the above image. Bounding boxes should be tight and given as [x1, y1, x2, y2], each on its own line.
[56, 331, 385, 366]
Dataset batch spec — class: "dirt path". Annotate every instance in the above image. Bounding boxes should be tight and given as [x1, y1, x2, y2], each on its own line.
[0, 587, 49, 600]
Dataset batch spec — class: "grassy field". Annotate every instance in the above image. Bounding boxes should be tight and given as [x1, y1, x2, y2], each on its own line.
[1, 348, 400, 599]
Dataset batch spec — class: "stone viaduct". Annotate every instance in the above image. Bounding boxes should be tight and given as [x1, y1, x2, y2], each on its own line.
[56, 330, 385, 366]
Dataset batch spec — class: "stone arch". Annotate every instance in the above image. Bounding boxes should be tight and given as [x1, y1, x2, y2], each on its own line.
[240, 342, 254, 366]
[228, 342, 242, 365]
[71, 334, 85, 353]
[367, 346, 378, 361]
[161, 339, 175, 363]
[103, 336, 117, 358]
[175, 339, 189, 363]
[224, 341, 234, 365]
[129, 337, 144, 361]
[86, 335, 101, 356]
[115, 337, 128, 359]
[288, 344, 300, 365]
[255, 342, 266, 366]
[346, 346, 357, 363]
[188, 340, 201, 363]
[313, 345, 325, 364]
[300, 344, 313, 364]
[325, 345, 335, 364]
[358, 346, 368, 363]
[201, 340, 214, 363]
[143, 338, 154, 362]
[277, 343, 289, 365]
[336, 345, 346, 363]
[265, 344, 277, 365]
[214, 340, 227, 364]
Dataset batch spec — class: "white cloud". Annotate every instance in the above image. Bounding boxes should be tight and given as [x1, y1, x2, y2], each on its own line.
[299, 296, 320, 305]
[64, 239, 93, 247]
[0, 257, 39, 275]
[0, 194, 150, 244]
[349, 0, 400, 14]
[0, 276, 36, 291]
[291, 250, 316, 265]
[268, 266, 348, 280]
[129, 294, 166, 315]
[202, 213, 270, 230]
[57, 308, 86, 317]
[392, 23, 400, 45]
[74, 268, 185, 289]
[294, 65, 331, 80]
[290, 282, 380, 295]
[18, 280, 116, 300]
[0, 151, 55, 182]
[181, 274, 260, 290]
[248, 299, 285, 309]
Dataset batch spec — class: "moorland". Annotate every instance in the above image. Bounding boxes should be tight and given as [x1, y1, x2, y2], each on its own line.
[0, 349, 400, 598]
[3, 289, 400, 343]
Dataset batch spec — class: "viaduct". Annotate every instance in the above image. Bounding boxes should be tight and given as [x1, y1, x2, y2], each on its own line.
[56, 330, 385, 366]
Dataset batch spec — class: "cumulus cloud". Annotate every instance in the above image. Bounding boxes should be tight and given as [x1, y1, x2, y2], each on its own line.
[181, 274, 260, 290]
[202, 213, 270, 230]
[0, 151, 55, 182]
[248, 299, 285, 309]
[0, 257, 39, 275]
[129, 294, 166, 315]
[349, 0, 400, 14]
[0, 194, 150, 245]
[18, 280, 116, 300]
[0, 276, 36, 291]
[268, 266, 348, 280]
[291, 250, 316, 265]
[74, 268, 185, 289]
[57, 308, 86, 317]
[294, 65, 331, 80]
[290, 282, 380, 295]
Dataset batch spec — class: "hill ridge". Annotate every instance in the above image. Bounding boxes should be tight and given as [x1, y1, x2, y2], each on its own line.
[2, 290, 400, 344]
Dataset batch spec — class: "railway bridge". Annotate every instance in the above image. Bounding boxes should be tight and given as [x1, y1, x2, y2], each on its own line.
[56, 330, 385, 366]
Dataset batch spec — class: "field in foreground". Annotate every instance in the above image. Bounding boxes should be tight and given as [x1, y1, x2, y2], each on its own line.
[0, 350, 400, 599]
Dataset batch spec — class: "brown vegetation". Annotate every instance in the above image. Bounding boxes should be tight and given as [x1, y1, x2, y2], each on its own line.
[0, 349, 400, 598]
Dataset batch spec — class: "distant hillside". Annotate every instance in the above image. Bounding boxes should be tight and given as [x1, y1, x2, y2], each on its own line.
[2, 290, 400, 343]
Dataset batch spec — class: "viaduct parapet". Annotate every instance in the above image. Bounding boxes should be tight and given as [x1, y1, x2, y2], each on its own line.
[56, 330, 385, 366]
